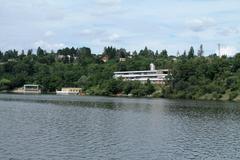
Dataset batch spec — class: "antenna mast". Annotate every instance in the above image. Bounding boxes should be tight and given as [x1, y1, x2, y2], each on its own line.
[218, 43, 221, 56]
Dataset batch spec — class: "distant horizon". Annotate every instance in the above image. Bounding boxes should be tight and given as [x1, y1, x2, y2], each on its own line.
[1, 45, 239, 57]
[1, 0, 239, 56]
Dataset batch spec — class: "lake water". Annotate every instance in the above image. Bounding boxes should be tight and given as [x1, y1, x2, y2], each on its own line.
[0, 94, 240, 160]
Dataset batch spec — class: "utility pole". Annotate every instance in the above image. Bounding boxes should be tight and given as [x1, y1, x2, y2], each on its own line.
[218, 43, 221, 57]
[177, 50, 180, 57]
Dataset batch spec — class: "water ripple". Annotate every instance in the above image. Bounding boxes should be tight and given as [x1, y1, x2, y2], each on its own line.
[0, 94, 240, 159]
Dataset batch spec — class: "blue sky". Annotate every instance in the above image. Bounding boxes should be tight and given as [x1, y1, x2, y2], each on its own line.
[0, 0, 240, 56]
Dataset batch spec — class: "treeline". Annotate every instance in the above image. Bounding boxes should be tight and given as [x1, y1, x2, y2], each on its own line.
[0, 46, 171, 96]
[164, 53, 240, 101]
[0, 45, 239, 100]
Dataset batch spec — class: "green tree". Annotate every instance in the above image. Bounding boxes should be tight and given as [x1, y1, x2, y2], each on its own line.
[0, 51, 3, 61]
[27, 49, 33, 56]
[37, 47, 45, 56]
[197, 44, 204, 57]
[145, 79, 155, 95]
[188, 46, 195, 59]
[159, 50, 168, 58]
[0, 78, 11, 90]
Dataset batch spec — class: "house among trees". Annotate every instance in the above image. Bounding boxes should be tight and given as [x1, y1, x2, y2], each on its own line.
[119, 58, 126, 62]
[100, 55, 109, 63]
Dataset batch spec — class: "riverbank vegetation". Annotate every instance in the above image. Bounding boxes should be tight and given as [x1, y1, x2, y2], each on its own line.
[0, 46, 239, 101]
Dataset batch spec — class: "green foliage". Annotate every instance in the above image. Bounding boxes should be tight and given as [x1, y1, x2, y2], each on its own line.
[0, 47, 131, 93]
[0, 45, 239, 101]
[197, 44, 204, 57]
[164, 53, 240, 101]
[0, 78, 11, 90]
[37, 47, 45, 56]
[229, 91, 239, 100]
[188, 46, 195, 59]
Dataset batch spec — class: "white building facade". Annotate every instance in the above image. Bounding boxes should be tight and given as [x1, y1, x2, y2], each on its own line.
[114, 63, 170, 84]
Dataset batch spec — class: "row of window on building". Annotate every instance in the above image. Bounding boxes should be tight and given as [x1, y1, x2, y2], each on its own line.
[114, 63, 170, 84]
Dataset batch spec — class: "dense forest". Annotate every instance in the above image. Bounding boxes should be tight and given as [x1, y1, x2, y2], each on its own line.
[0, 45, 239, 101]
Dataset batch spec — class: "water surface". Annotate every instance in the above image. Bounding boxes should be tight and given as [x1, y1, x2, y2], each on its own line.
[0, 94, 240, 160]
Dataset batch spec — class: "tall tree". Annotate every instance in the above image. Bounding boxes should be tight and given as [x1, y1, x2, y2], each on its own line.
[180, 50, 187, 59]
[176, 51, 180, 57]
[132, 50, 138, 56]
[197, 44, 204, 57]
[117, 48, 128, 58]
[0, 51, 3, 60]
[188, 46, 195, 59]
[19, 50, 26, 60]
[79, 47, 91, 57]
[37, 47, 44, 56]
[103, 46, 117, 59]
[5, 50, 18, 59]
[139, 46, 154, 57]
[27, 49, 33, 56]
[21, 50, 25, 55]
[160, 49, 168, 58]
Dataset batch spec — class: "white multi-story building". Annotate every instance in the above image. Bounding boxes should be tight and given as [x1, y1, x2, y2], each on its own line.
[114, 63, 170, 84]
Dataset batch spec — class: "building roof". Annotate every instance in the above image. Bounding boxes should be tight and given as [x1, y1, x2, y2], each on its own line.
[24, 84, 39, 87]
[114, 69, 169, 74]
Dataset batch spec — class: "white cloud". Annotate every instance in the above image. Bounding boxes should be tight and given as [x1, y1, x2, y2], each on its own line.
[0, 1, 240, 54]
[44, 31, 55, 37]
[80, 29, 93, 35]
[107, 33, 120, 42]
[96, 0, 121, 6]
[78, 28, 103, 39]
[34, 40, 66, 50]
[91, 0, 124, 17]
[216, 46, 238, 57]
[78, 28, 121, 43]
[218, 27, 240, 36]
[186, 18, 215, 32]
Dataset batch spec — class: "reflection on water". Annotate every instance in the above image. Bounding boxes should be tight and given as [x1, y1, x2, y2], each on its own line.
[0, 94, 240, 160]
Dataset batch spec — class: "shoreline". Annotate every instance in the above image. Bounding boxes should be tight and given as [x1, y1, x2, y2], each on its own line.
[1, 91, 240, 103]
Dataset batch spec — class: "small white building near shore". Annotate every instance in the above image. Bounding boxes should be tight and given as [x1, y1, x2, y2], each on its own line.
[12, 84, 42, 94]
[56, 88, 82, 95]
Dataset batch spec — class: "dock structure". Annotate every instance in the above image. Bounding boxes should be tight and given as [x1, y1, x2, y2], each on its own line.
[56, 88, 83, 95]
[23, 84, 41, 94]
[114, 63, 170, 84]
